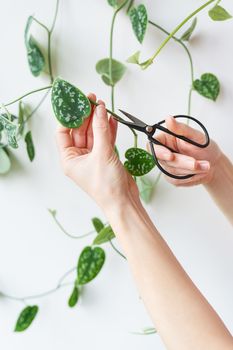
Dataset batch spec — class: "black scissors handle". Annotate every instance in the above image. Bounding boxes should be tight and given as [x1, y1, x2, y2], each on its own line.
[149, 115, 210, 180]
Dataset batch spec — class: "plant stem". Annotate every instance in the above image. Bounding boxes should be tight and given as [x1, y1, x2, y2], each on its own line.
[109, 239, 126, 260]
[143, 0, 215, 69]
[4, 86, 52, 107]
[148, 21, 194, 115]
[127, 0, 135, 14]
[111, 86, 115, 112]
[48, 0, 60, 83]
[49, 210, 96, 240]
[0, 266, 76, 303]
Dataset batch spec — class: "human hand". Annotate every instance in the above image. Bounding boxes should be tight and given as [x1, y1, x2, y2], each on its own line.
[148, 116, 222, 186]
[56, 93, 139, 210]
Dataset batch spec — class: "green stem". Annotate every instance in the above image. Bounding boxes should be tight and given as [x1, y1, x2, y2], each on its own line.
[109, 239, 126, 260]
[47, 0, 60, 83]
[31, 17, 49, 33]
[111, 86, 115, 112]
[143, 0, 215, 69]
[49, 210, 96, 240]
[127, 0, 135, 14]
[4, 86, 52, 107]
[50, 0, 60, 33]
[0, 266, 76, 303]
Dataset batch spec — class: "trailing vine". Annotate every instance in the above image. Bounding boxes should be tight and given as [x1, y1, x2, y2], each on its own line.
[0, 0, 232, 334]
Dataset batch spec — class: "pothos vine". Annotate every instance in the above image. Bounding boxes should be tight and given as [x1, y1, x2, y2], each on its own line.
[0, 0, 231, 334]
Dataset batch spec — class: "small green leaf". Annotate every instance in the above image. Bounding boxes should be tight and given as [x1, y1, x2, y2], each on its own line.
[24, 17, 45, 77]
[193, 73, 220, 101]
[0, 114, 18, 148]
[14, 305, 38, 332]
[124, 148, 156, 176]
[209, 5, 232, 21]
[25, 131, 35, 161]
[77, 246, 105, 285]
[0, 147, 11, 174]
[68, 286, 79, 307]
[129, 4, 148, 43]
[93, 225, 115, 245]
[96, 58, 126, 86]
[92, 218, 104, 233]
[126, 51, 141, 64]
[51, 78, 91, 128]
[107, 0, 125, 8]
[180, 18, 197, 41]
[136, 176, 154, 203]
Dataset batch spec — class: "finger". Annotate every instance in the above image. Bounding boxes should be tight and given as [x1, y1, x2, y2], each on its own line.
[160, 153, 210, 172]
[146, 142, 174, 161]
[109, 116, 118, 146]
[159, 161, 209, 176]
[71, 93, 96, 149]
[165, 173, 208, 187]
[92, 100, 111, 155]
[56, 126, 73, 153]
[87, 99, 105, 150]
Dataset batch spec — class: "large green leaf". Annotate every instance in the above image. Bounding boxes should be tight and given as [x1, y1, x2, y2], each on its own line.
[193, 73, 220, 101]
[209, 5, 232, 21]
[0, 114, 18, 148]
[129, 4, 148, 43]
[96, 58, 126, 86]
[93, 225, 115, 245]
[92, 217, 105, 233]
[51, 78, 91, 128]
[0, 147, 11, 174]
[25, 131, 35, 161]
[25, 17, 45, 77]
[68, 285, 79, 307]
[124, 148, 156, 176]
[180, 18, 197, 41]
[77, 246, 105, 285]
[136, 175, 154, 203]
[14, 305, 38, 332]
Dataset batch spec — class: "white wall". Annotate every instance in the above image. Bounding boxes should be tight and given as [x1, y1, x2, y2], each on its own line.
[0, 1, 232, 349]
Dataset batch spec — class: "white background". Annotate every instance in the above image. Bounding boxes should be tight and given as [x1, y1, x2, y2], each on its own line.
[0, 0, 233, 349]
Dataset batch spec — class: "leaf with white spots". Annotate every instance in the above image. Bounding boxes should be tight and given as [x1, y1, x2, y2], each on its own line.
[124, 148, 156, 176]
[193, 73, 220, 101]
[0, 114, 18, 149]
[77, 246, 105, 285]
[14, 305, 38, 332]
[51, 78, 91, 128]
[129, 4, 148, 43]
[96, 58, 126, 86]
[0, 147, 11, 174]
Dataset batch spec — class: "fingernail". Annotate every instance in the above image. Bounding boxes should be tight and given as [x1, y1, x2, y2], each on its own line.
[198, 161, 210, 171]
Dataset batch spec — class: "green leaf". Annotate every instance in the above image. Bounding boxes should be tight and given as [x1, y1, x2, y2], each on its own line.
[0, 114, 18, 148]
[18, 101, 31, 136]
[92, 218, 104, 233]
[24, 17, 45, 77]
[193, 73, 220, 101]
[25, 131, 35, 161]
[126, 51, 141, 64]
[51, 78, 91, 128]
[68, 286, 79, 307]
[107, 0, 125, 8]
[129, 4, 148, 43]
[180, 18, 197, 41]
[0, 147, 11, 174]
[14, 305, 38, 332]
[77, 246, 105, 285]
[124, 148, 156, 176]
[96, 58, 126, 86]
[136, 175, 154, 203]
[93, 225, 115, 245]
[209, 5, 232, 21]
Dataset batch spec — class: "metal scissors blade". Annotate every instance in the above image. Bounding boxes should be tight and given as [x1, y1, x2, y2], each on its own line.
[118, 109, 147, 128]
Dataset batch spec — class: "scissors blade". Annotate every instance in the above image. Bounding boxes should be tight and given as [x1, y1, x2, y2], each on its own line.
[118, 109, 147, 128]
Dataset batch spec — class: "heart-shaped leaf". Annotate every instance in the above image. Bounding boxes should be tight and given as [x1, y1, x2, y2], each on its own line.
[124, 148, 156, 176]
[93, 225, 115, 245]
[209, 5, 232, 21]
[180, 18, 197, 41]
[14, 305, 38, 332]
[25, 131, 35, 161]
[129, 4, 148, 43]
[0, 147, 11, 174]
[92, 217, 104, 233]
[96, 58, 126, 86]
[77, 246, 105, 285]
[0, 114, 18, 148]
[51, 78, 91, 128]
[193, 73, 220, 101]
[25, 17, 45, 77]
[136, 175, 155, 203]
[68, 285, 79, 307]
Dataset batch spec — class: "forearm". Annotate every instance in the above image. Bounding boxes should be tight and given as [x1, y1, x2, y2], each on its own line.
[205, 153, 233, 226]
[104, 198, 233, 350]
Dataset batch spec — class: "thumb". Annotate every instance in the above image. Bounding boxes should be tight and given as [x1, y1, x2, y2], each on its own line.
[165, 116, 206, 144]
[92, 102, 111, 154]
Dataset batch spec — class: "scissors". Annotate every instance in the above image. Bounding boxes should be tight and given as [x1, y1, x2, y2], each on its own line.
[117, 110, 210, 180]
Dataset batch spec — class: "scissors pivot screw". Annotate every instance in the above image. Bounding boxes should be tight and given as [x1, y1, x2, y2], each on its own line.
[146, 125, 153, 133]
